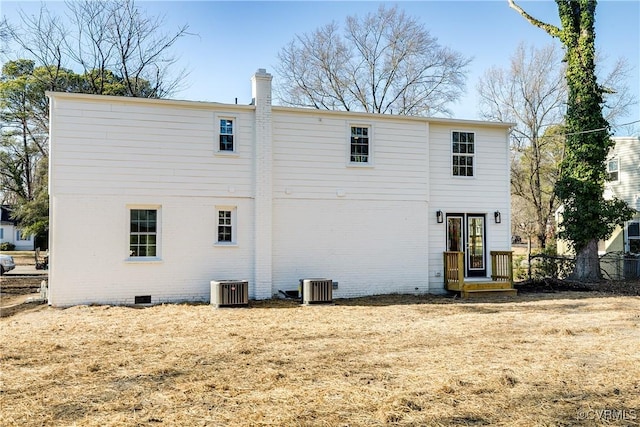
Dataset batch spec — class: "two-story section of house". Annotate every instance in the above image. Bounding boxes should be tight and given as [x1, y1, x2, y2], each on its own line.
[603, 136, 640, 254]
[46, 69, 513, 307]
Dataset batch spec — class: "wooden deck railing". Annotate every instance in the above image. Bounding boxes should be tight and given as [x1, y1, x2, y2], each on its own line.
[444, 251, 514, 290]
[444, 251, 464, 290]
[490, 251, 513, 284]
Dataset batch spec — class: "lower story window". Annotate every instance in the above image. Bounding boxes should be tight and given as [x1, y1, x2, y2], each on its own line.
[130, 209, 158, 257]
[216, 207, 237, 244]
[628, 221, 640, 253]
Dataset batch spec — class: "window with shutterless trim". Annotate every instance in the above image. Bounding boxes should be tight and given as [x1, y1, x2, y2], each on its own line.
[606, 158, 619, 182]
[215, 114, 238, 154]
[129, 208, 160, 258]
[452, 131, 475, 177]
[215, 206, 237, 245]
[349, 124, 372, 165]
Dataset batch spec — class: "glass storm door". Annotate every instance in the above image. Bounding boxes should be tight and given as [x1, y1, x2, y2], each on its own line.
[446, 214, 487, 278]
[466, 215, 486, 277]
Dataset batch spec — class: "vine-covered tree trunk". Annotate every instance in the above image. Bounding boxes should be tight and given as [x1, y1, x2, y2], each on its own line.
[508, 0, 635, 281]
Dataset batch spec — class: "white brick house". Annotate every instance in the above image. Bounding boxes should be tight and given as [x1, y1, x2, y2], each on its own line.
[46, 69, 513, 306]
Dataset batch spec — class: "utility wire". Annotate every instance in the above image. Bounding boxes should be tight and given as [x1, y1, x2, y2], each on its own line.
[511, 119, 640, 141]
[563, 119, 640, 137]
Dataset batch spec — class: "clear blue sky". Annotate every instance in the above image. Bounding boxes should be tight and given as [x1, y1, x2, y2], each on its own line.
[2, 1, 639, 134]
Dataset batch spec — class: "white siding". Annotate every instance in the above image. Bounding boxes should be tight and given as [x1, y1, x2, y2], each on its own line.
[48, 195, 255, 306]
[608, 137, 640, 208]
[48, 95, 256, 306]
[50, 96, 255, 198]
[47, 81, 512, 306]
[427, 124, 512, 291]
[273, 111, 429, 201]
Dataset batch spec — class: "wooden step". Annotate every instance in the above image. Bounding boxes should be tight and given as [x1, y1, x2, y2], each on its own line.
[463, 281, 513, 291]
[461, 288, 518, 299]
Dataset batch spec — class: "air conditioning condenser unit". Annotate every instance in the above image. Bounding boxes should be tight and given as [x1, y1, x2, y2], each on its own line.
[211, 280, 249, 308]
[300, 278, 333, 305]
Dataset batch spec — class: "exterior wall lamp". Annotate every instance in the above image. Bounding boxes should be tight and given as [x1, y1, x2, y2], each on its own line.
[494, 210, 501, 224]
[436, 210, 444, 224]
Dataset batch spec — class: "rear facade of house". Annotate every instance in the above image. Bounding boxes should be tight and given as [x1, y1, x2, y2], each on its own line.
[47, 69, 512, 306]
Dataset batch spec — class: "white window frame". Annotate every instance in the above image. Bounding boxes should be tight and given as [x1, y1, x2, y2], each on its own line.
[626, 220, 640, 253]
[347, 123, 373, 166]
[606, 158, 619, 182]
[215, 206, 237, 246]
[127, 205, 162, 261]
[451, 130, 475, 178]
[215, 114, 238, 155]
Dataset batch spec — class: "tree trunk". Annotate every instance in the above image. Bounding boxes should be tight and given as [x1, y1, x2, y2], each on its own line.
[570, 239, 601, 281]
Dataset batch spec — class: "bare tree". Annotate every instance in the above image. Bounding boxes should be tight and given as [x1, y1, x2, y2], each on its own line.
[69, 0, 189, 97]
[1, 0, 190, 236]
[478, 41, 637, 251]
[0, 18, 11, 57]
[276, 5, 471, 116]
[8, 0, 190, 98]
[5, 7, 69, 92]
[478, 43, 566, 249]
[598, 56, 638, 126]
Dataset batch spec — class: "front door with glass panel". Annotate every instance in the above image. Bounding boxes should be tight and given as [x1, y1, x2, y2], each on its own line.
[447, 214, 487, 277]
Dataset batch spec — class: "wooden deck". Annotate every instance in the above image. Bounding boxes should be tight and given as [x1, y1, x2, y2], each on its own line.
[444, 251, 517, 298]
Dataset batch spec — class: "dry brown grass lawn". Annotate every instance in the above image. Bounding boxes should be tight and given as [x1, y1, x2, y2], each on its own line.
[1, 293, 639, 426]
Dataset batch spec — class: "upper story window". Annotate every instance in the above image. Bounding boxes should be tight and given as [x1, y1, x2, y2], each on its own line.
[219, 118, 235, 152]
[129, 209, 158, 257]
[452, 131, 474, 177]
[350, 126, 371, 164]
[606, 158, 619, 182]
[216, 207, 237, 245]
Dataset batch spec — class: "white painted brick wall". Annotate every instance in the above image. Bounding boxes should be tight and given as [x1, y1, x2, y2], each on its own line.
[252, 69, 274, 300]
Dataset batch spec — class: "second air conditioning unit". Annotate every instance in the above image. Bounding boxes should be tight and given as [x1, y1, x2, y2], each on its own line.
[211, 280, 249, 308]
[300, 278, 333, 305]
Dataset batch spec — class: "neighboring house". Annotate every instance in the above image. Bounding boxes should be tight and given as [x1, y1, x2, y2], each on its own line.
[46, 69, 513, 307]
[0, 205, 35, 251]
[556, 136, 640, 279]
[602, 136, 640, 254]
